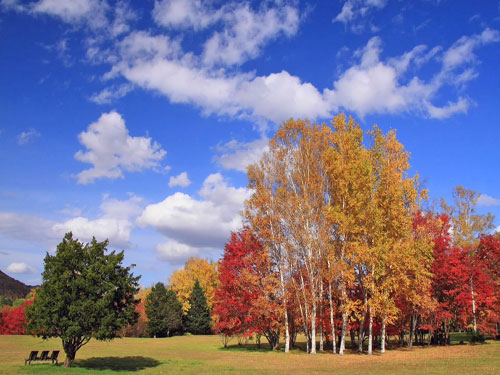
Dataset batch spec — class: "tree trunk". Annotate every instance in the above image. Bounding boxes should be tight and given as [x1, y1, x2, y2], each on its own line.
[409, 312, 417, 347]
[319, 282, 324, 352]
[367, 305, 373, 355]
[310, 298, 317, 354]
[328, 282, 336, 354]
[279, 266, 290, 353]
[381, 314, 386, 354]
[339, 310, 348, 355]
[350, 328, 356, 350]
[470, 276, 477, 333]
[358, 289, 367, 353]
[62, 342, 77, 368]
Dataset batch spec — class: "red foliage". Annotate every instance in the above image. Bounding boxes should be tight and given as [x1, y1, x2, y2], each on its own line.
[431, 214, 496, 332]
[0, 299, 33, 335]
[213, 228, 282, 347]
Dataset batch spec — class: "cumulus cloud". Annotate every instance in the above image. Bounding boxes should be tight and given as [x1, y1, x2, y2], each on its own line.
[155, 241, 201, 265]
[477, 194, 500, 207]
[214, 137, 269, 172]
[74, 111, 166, 184]
[169, 172, 191, 187]
[324, 31, 499, 118]
[53, 194, 143, 248]
[104, 27, 498, 123]
[110, 31, 330, 124]
[0, 195, 143, 249]
[17, 128, 40, 145]
[137, 173, 250, 254]
[6, 262, 36, 274]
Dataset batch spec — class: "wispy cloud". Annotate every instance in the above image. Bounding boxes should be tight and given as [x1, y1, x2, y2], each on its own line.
[17, 128, 40, 145]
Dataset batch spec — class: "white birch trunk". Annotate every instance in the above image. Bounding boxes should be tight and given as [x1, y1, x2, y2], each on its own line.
[368, 305, 373, 355]
[310, 297, 317, 354]
[339, 310, 348, 355]
[279, 265, 290, 353]
[381, 314, 386, 354]
[329, 282, 336, 354]
[319, 282, 324, 352]
[470, 276, 477, 333]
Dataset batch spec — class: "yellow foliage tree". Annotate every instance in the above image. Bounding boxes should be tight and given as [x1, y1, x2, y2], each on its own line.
[169, 257, 218, 314]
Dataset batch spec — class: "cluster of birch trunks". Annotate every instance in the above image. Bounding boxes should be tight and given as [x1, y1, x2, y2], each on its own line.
[236, 115, 499, 354]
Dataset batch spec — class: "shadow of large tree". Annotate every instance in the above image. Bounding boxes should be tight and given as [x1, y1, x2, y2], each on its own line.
[73, 356, 161, 371]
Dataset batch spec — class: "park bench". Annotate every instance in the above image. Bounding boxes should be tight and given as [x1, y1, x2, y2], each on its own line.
[24, 350, 60, 365]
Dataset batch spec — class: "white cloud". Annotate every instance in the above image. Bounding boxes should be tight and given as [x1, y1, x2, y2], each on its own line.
[202, 3, 299, 67]
[1, 0, 26, 12]
[6, 262, 35, 274]
[74, 111, 166, 184]
[0, 212, 57, 243]
[107, 28, 499, 122]
[441, 28, 500, 72]
[32, 0, 109, 29]
[214, 137, 269, 172]
[169, 172, 191, 187]
[324, 31, 499, 119]
[59, 205, 83, 216]
[154, 1, 299, 67]
[0, 195, 142, 249]
[333, 0, 387, 33]
[111, 31, 330, 123]
[52, 194, 143, 248]
[137, 173, 250, 250]
[477, 194, 500, 207]
[52, 217, 133, 248]
[155, 241, 200, 265]
[17, 128, 40, 145]
[90, 83, 134, 104]
[152, 0, 222, 30]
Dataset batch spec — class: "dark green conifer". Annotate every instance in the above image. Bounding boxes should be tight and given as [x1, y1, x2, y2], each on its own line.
[185, 279, 211, 334]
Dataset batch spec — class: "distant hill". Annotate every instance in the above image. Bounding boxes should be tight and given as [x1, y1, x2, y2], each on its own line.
[0, 270, 34, 299]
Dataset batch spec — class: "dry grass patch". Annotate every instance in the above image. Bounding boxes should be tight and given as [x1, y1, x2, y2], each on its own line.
[0, 334, 498, 375]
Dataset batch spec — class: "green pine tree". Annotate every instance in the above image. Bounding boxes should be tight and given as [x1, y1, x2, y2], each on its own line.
[146, 283, 183, 337]
[185, 279, 212, 334]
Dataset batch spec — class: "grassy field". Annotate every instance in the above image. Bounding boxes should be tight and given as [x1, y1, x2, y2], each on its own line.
[1, 334, 499, 375]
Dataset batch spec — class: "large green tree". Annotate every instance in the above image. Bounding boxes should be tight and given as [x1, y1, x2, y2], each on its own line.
[185, 279, 211, 334]
[26, 233, 140, 367]
[145, 283, 183, 337]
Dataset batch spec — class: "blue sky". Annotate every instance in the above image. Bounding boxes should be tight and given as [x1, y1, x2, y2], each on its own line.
[1, 0, 499, 287]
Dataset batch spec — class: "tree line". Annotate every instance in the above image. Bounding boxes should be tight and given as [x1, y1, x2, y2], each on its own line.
[212, 114, 500, 354]
[5, 114, 499, 366]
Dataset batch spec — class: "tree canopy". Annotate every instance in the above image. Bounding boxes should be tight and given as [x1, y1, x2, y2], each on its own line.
[145, 282, 183, 337]
[26, 232, 140, 367]
[185, 279, 212, 334]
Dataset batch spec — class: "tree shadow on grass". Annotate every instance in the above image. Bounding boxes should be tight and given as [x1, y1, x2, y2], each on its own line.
[74, 356, 161, 371]
[219, 343, 274, 353]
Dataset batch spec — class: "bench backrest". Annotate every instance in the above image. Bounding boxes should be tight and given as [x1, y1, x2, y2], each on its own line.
[28, 351, 38, 360]
[39, 351, 50, 360]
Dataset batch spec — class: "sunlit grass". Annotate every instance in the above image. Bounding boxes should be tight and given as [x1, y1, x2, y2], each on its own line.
[0, 333, 498, 375]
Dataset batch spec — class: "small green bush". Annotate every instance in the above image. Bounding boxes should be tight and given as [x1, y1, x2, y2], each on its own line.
[470, 332, 485, 343]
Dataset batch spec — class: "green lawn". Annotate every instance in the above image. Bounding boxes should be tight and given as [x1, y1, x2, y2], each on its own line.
[1, 334, 499, 375]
